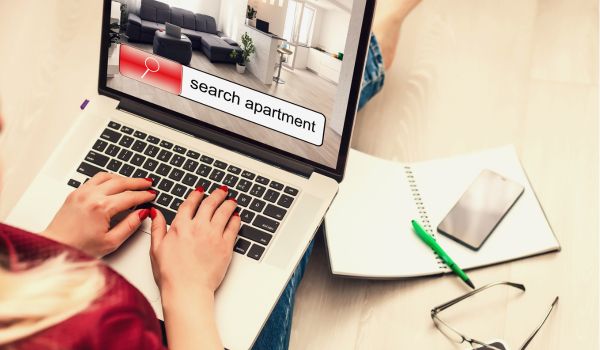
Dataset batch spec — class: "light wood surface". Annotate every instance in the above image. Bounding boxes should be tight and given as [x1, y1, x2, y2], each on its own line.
[0, 1, 597, 349]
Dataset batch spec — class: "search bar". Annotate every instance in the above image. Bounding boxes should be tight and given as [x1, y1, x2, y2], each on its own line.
[119, 45, 182, 94]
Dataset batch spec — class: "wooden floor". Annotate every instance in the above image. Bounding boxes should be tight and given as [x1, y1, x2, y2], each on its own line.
[0, 1, 597, 349]
[109, 40, 342, 167]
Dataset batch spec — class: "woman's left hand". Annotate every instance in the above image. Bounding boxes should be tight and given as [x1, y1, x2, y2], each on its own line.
[40, 172, 156, 257]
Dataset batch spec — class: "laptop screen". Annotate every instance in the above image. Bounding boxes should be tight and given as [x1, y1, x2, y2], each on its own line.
[100, 0, 373, 178]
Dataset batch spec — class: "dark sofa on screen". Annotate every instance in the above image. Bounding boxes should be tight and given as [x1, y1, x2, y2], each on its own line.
[126, 0, 242, 63]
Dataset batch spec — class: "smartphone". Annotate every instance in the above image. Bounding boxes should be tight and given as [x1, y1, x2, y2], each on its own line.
[437, 169, 524, 251]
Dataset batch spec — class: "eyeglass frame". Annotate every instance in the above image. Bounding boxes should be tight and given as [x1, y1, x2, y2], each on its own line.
[430, 281, 559, 350]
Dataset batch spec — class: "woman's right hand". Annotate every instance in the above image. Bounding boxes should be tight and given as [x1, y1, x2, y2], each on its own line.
[149, 185, 240, 296]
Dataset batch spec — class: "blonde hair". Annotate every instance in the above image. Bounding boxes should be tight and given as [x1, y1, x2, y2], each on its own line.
[0, 253, 105, 345]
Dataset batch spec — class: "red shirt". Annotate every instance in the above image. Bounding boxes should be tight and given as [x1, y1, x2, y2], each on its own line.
[0, 224, 166, 350]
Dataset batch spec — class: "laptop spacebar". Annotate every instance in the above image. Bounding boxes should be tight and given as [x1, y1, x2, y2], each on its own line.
[139, 203, 176, 225]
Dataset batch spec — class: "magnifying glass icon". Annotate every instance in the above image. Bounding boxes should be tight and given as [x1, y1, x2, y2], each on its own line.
[141, 56, 160, 79]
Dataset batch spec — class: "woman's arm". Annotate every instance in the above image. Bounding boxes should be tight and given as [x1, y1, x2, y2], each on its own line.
[149, 186, 240, 350]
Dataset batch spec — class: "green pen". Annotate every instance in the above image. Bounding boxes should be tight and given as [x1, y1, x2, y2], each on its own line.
[411, 220, 475, 289]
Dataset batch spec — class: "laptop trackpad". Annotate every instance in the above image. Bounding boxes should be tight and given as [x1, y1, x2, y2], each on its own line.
[265, 193, 322, 269]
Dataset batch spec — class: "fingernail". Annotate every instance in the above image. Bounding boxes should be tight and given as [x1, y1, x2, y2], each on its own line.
[147, 189, 157, 195]
[144, 177, 153, 183]
[195, 186, 205, 192]
[228, 197, 237, 203]
[150, 207, 157, 220]
[233, 211, 240, 217]
[138, 209, 150, 220]
[219, 185, 228, 193]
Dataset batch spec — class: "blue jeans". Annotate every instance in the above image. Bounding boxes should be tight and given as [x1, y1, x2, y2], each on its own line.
[252, 34, 385, 350]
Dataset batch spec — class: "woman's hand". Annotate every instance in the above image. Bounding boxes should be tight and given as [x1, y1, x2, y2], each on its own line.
[40, 172, 156, 257]
[149, 185, 240, 296]
[149, 185, 240, 350]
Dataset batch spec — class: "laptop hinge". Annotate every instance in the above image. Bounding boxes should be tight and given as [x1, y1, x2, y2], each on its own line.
[116, 98, 314, 179]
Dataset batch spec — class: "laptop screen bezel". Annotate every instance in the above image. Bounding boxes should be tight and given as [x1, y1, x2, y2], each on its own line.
[98, 0, 375, 182]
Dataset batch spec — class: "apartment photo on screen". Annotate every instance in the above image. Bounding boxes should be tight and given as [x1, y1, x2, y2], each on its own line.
[106, 0, 355, 168]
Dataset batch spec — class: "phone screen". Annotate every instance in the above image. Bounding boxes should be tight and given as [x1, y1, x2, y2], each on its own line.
[437, 169, 524, 250]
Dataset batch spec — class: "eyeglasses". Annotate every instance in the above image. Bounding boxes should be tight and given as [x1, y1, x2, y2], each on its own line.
[431, 281, 559, 350]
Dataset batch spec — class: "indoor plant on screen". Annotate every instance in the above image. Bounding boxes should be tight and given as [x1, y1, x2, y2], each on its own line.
[230, 32, 256, 74]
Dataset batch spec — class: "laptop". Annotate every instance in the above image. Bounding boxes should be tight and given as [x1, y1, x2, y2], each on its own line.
[6, 0, 375, 349]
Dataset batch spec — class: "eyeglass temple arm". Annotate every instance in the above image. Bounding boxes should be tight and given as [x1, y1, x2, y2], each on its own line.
[432, 282, 526, 315]
[519, 296, 559, 350]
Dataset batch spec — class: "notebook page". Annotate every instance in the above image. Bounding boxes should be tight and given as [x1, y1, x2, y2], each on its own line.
[410, 145, 560, 270]
[325, 149, 441, 278]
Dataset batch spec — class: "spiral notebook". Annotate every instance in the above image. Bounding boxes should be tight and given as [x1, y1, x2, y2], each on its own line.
[324, 145, 560, 278]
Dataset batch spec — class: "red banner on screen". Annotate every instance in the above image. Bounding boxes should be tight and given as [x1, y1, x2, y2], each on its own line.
[119, 45, 182, 95]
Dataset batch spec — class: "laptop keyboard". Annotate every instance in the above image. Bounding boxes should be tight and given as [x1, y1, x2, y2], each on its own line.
[69, 121, 299, 261]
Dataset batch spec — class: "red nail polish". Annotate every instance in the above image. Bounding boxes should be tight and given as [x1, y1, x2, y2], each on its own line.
[233, 211, 240, 217]
[138, 209, 150, 220]
[195, 186, 205, 192]
[150, 207, 157, 220]
[228, 197, 237, 203]
[219, 185, 228, 193]
[144, 177, 153, 183]
[147, 189, 157, 195]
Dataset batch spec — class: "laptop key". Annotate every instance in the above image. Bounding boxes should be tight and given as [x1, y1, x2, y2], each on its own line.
[105, 144, 120, 157]
[144, 145, 160, 157]
[171, 184, 187, 198]
[108, 121, 121, 130]
[183, 159, 199, 172]
[227, 165, 241, 175]
[182, 173, 198, 186]
[256, 176, 269, 185]
[284, 186, 299, 196]
[133, 131, 147, 139]
[160, 140, 173, 149]
[228, 189, 239, 199]
[186, 150, 200, 159]
[67, 179, 81, 188]
[131, 154, 146, 167]
[77, 162, 103, 177]
[118, 135, 134, 148]
[147, 135, 160, 144]
[120, 126, 134, 135]
[240, 225, 272, 245]
[223, 174, 238, 187]
[92, 139, 108, 152]
[240, 209, 255, 223]
[171, 198, 183, 211]
[157, 193, 173, 207]
[209, 169, 225, 182]
[173, 145, 186, 154]
[214, 160, 227, 169]
[200, 155, 214, 164]
[263, 189, 279, 203]
[100, 128, 121, 143]
[196, 164, 212, 177]
[157, 149, 173, 162]
[132, 169, 149, 178]
[247, 244, 265, 260]
[158, 179, 174, 192]
[196, 178, 211, 191]
[156, 163, 172, 176]
[168, 168, 184, 181]
[241, 170, 255, 180]
[269, 181, 284, 191]
[208, 183, 220, 194]
[119, 164, 135, 177]
[148, 173, 161, 185]
[234, 238, 251, 254]
[155, 205, 177, 225]
[252, 215, 279, 233]
[249, 184, 266, 197]
[236, 179, 252, 192]
[170, 154, 186, 167]
[264, 204, 286, 221]
[85, 151, 109, 167]
[117, 149, 133, 162]
[238, 193, 252, 207]
[249, 198, 266, 212]
[131, 140, 147, 153]
[107, 159, 122, 172]
[277, 194, 294, 208]
[143, 159, 158, 172]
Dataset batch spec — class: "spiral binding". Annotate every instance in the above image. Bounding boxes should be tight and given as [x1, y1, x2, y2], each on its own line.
[403, 165, 448, 271]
